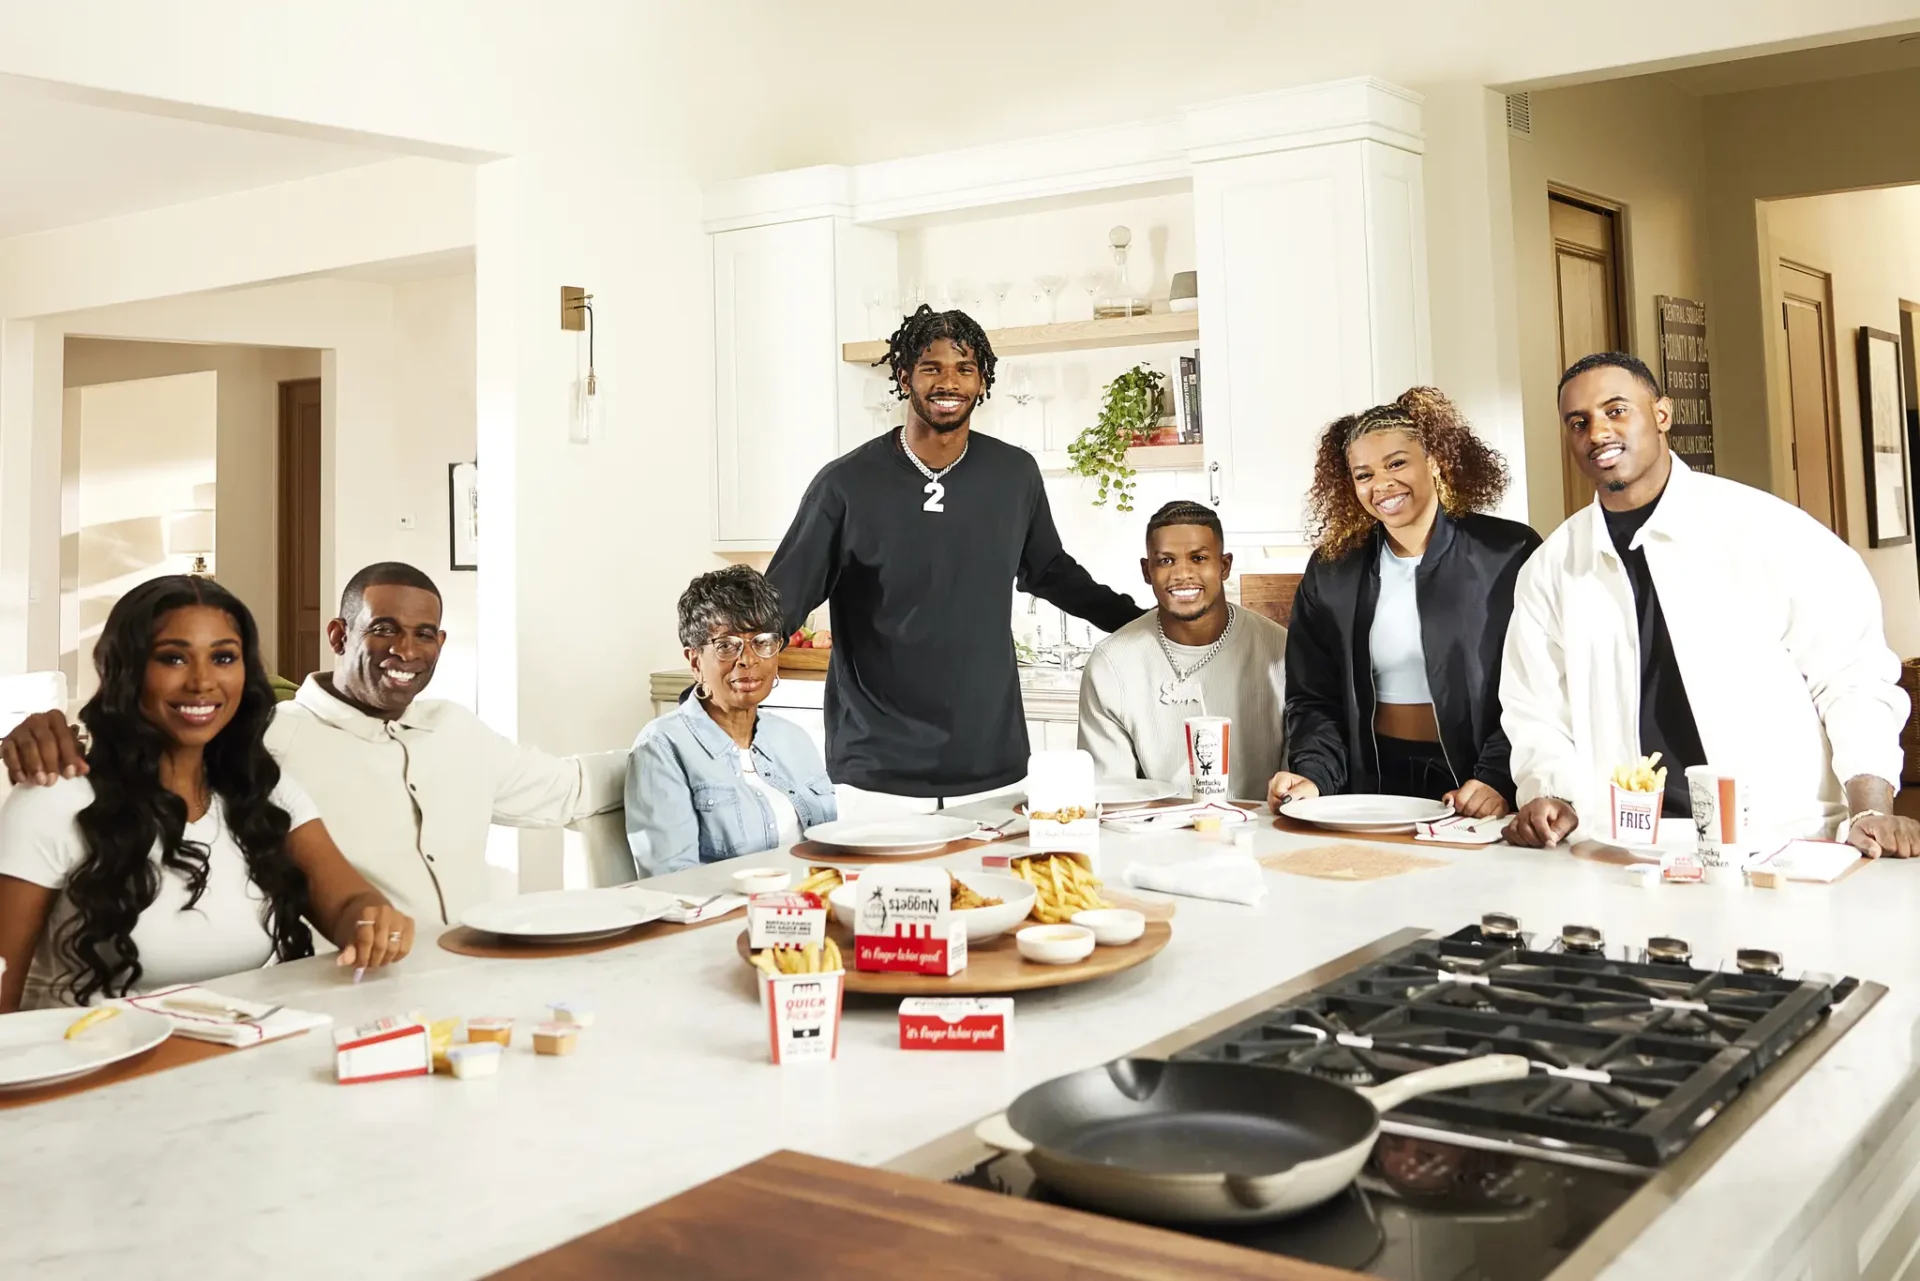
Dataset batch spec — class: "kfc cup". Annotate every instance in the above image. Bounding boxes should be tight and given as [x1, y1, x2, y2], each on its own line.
[1685, 766, 1752, 865]
[1607, 783, 1661, 847]
[1184, 717, 1231, 802]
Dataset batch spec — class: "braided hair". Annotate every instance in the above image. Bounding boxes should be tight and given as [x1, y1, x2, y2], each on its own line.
[874, 305, 998, 402]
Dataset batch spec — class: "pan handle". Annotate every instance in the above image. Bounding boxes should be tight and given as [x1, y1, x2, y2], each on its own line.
[973, 1112, 1035, 1155]
[1354, 1053, 1531, 1114]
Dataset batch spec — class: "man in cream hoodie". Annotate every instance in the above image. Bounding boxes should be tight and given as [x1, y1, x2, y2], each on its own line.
[1502, 352, 1920, 857]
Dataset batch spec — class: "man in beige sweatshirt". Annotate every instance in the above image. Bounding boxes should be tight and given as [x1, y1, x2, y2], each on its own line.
[1077, 502, 1287, 801]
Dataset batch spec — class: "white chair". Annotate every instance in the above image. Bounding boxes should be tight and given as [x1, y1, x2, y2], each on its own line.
[564, 809, 640, 888]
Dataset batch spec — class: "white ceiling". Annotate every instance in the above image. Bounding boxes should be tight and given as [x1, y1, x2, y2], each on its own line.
[0, 76, 397, 239]
[1662, 31, 1920, 95]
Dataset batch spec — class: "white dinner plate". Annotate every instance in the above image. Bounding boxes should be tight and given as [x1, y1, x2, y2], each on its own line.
[1279, 794, 1454, 833]
[0, 1006, 174, 1092]
[461, 887, 677, 943]
[802, 815, 981, 855]
[1095, 779, 1180, 810]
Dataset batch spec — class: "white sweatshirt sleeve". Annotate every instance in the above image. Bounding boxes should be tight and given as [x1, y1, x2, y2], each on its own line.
[1499, 551, 1589, 815]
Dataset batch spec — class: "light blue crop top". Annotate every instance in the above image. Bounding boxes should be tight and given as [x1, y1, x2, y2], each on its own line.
[1369, 542, 1432, 705]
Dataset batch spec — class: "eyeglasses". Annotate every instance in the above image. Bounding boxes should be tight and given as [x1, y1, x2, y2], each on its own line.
[703, 632, 785, 662]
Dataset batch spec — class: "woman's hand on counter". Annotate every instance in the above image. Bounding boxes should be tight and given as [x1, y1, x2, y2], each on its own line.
[1267, 772, 1319, 812]
[1442, 780, 1508, 820]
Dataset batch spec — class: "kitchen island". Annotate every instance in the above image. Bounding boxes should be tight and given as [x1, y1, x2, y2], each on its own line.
[4, 812, 1917, 1280]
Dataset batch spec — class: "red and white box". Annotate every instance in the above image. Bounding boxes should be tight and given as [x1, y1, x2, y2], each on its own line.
[852, 865, 967, 976]
[759, 969, 843, 1065]
[1024, 749, 1100, 866]
[748, 891, 828, 949]
[899, 998, 1014, 1052]
[1608, 783, 1661, 847]
[333, 1016, 431, 1084]
[1184, 716, 1232, 802]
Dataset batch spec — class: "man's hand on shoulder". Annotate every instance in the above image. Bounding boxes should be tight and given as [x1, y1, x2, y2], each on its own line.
[1, 710, 87, 786]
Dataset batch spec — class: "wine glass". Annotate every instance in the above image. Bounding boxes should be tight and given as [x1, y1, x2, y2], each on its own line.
[865, 375, 898, 435]
[948, 279, 973, 320]
[863, 285, 891, 338]
[1036, 274, 1068, 323]
[902, 280, 925, 314]
[988, 280, 1013, 328]
[1079, 270, 1105, 319]
[1006, 364, 1034, 406]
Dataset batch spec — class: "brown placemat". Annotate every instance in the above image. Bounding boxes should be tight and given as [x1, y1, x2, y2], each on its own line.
[438, 908, 740, 959]
[1260, 843, 1449, 881]
[0, 1033, 249, 1111]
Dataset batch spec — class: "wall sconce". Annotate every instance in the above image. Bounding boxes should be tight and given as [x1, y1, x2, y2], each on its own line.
[166, 508, 215, 576]
[562, 285, 600, 445]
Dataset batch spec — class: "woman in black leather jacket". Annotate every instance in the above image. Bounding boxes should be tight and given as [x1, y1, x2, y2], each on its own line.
[1268, 388, 1541, 819]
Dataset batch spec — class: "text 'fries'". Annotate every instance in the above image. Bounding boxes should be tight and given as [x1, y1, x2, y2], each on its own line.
[1610, 752, 1667, 796]
[1013, 853, 1110, 924]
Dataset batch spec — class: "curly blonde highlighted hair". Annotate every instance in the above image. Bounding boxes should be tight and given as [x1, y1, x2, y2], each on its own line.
[1303, 387, 1511, 559]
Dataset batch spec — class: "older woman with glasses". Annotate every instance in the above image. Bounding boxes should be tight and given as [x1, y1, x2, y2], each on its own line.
[625, 567, 838, 877]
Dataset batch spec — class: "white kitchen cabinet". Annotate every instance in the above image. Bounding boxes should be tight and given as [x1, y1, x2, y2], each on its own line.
[1192, 138, 1429, 545]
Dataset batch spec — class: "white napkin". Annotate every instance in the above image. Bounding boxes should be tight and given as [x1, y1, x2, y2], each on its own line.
[1123, 853, 1268, 906]
[1753, 840, 1861, 883]
[1415, 814, 1503, 845]
[663, 892, 748, 925]
[119, 984, 331, 1048]
[1103, 802, 1253, 834]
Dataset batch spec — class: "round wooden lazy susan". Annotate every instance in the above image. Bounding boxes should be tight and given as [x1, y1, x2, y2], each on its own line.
[734, 919, 1172, 995]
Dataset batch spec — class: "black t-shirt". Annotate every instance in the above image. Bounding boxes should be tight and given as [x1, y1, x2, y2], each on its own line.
[1602, 493, 1708, 817]
[766, 430, 1144, 797]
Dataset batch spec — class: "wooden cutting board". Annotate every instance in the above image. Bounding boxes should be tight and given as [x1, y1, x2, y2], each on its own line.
[484, 1149, 1364, 1280]
[735, 918, 1172, 995]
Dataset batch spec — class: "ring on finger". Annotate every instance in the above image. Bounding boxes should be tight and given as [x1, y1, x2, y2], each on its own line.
[387, 931, 402, 942]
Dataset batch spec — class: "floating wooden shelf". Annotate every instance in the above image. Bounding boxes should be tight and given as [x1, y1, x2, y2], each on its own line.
[1036, 443, 1204, 474]
[842, 310, 1199, 363]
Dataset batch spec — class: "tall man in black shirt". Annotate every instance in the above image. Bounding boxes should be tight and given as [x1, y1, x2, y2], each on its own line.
[767, 307, 1144, 803]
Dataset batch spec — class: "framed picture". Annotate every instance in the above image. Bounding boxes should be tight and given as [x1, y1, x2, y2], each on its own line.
[1859, 327, 1911, 548]
[448, 461, 479, 570]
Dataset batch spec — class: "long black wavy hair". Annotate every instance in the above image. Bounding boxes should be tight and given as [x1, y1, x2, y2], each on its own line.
[59, 576, 313, 1003]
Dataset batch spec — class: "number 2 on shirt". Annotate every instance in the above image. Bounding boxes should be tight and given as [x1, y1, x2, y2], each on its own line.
[922, 480, 945, 513]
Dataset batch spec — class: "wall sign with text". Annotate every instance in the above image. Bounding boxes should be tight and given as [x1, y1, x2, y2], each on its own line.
[1656, 296, 1714, 474]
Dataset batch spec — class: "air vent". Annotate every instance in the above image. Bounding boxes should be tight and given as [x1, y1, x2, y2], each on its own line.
[1505, 92, 1532, 137]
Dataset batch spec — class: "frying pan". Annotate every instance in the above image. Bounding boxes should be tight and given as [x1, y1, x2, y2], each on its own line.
[973, 1053, 1531, 1225]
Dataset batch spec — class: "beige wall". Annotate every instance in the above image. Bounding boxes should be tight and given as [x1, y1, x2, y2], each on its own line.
[69, 370, 216, 697]
[1763, 187, 1920, 655]
[1508, 75, 1711, 532]
[64, 339, 322, 673]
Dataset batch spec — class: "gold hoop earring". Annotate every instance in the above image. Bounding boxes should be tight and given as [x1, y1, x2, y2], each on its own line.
[694, 681, 711, 701]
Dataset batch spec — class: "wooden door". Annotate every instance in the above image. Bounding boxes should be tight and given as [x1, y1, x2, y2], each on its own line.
[277, 378, 323, 680]
[1775, 262, 1844, 536]
[1549, 193, 1625, 520]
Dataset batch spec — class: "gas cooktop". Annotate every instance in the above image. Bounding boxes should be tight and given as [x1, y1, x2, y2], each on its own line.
[945, 918, 1873, 1281]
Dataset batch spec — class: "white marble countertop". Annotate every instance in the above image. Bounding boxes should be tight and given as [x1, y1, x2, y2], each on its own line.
[5, 809, 1916, 1280]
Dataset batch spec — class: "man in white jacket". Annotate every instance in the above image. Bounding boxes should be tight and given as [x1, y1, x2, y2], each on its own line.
[1502, 352, 1920, 857]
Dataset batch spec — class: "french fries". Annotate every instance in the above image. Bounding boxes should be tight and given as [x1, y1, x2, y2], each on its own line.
[1013, 853, 1110, 924]
[793, 866, 843, 900]
[1611, 752, 1667, 796]
[1028, 806, 1090, 823]
[751, 936, 843, 976]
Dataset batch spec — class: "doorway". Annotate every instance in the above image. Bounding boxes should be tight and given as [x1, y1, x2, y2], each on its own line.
[277, 378, 323, 680]
[1774, 261, 1846, 537]
[1549, 190, 1627, 519]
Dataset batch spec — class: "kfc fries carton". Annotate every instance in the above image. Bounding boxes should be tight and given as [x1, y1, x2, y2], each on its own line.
[334, 1016, 431, 1085]
[852, 865, 968, 976]
[1025, 749, 1099, 864]
[898, 998, 1014, 1052]
[748, 890, 828, 949]
[1607, 754, 1666, 847]
[759, 969, 844, 1065]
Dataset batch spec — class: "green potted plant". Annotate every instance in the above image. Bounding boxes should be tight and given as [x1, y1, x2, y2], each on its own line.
[1068, 363, 1167, 512]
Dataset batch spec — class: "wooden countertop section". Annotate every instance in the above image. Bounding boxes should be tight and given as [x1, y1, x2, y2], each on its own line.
[486, 1150, 1363, 1280]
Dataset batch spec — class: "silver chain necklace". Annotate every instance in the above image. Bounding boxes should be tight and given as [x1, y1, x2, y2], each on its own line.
[1156, 603, 1236, 706]
[899, 426, 967, 514]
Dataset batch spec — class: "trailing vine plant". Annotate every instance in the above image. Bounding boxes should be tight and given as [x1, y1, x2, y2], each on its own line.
[1068, 363, 1167, 512]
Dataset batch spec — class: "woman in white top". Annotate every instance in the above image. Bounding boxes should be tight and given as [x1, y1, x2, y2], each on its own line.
[1268, 389, 1543, 819]
[624, 568, 837, 878]
[0, 576, 413, 1011]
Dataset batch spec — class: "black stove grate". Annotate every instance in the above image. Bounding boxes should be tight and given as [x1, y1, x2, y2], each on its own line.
[1173, 927, 1840, 1167]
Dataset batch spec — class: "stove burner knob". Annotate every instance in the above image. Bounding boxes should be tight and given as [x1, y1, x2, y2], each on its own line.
[1735, 948, 1783, 976]
[1560, 924, 1605, 954]
[1480, 912, 1522, 940]
[1646, 936, 1692, 965]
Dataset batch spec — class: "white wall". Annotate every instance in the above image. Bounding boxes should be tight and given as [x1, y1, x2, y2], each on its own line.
[71, 370, 216, 697]
[1762, 187, 1920, 656]
[63, 338, 323, 671]
[1508, 75, 1712, 531]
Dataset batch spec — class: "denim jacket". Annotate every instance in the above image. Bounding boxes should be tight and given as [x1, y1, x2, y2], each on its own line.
[624, 698, 837, 878]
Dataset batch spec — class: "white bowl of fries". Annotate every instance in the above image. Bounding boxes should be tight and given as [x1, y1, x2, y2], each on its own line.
[827, 872, 1037, 943]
